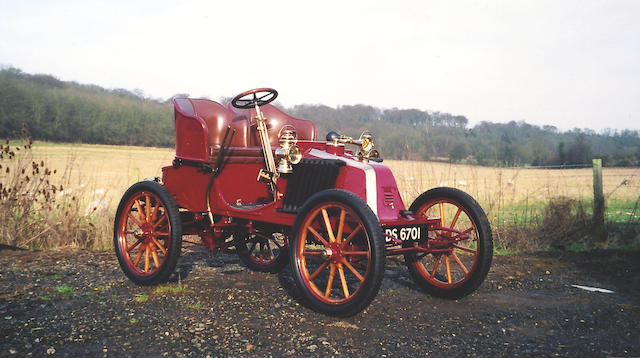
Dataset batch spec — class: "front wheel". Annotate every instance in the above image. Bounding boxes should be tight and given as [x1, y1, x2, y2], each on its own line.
[289, 190, 385, 316]
[404, 187, 492, 299]
[114, 181, 182, 285]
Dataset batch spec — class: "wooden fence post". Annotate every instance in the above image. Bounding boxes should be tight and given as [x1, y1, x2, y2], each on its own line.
[592, 158, 605, 236]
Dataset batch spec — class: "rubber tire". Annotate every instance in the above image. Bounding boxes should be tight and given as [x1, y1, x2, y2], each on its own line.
[235, 231, 289, 273]
[404, 187, 493, 299]
[289, 189, 385, 317]
[114, 181, 182, 286]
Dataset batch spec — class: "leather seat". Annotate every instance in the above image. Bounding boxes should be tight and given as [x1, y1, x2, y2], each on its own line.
[189, 99, 251, 147]
[230, 104, 317, 147]
[174, 98, 315, 163]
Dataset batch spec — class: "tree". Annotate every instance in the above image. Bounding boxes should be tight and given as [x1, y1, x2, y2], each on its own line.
[567, 134, 593, 165]
[449, 141, 468, 162]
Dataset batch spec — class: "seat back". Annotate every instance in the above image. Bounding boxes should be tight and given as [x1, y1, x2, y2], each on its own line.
[174, 98, 252, 162]
[173, 98, 316, 162]
[189, 99, 251, 148]
[242, 104, 317, 147]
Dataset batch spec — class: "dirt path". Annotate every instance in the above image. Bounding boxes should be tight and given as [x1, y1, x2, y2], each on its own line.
[1, 247, 638, 357]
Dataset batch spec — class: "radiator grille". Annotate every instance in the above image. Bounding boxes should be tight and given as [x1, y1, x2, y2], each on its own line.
[281, 158, 345, 213]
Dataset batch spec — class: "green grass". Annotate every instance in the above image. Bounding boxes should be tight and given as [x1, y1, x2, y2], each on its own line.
[497, 198, 639, 227]
[134, 293, 148, 303]
[51, 273, 63, 280]
[186, 302, 205, 310]
[606, 198, 640, 226]
[55, 285, 74, 297]
[154, 283, 192, 295]
[493, 245, 518, 256]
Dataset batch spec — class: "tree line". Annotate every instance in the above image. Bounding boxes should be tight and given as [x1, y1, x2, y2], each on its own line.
[1, 67, 638, 167]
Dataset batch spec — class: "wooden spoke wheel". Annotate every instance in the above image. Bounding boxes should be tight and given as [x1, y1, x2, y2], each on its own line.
[235, 231, 288, 273]
[290, 190, 385, 317]
[114, 181, 182, 285]
[404, 187, 492, 299]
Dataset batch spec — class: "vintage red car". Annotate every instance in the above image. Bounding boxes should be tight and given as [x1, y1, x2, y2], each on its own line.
[114, 88, 493, 316]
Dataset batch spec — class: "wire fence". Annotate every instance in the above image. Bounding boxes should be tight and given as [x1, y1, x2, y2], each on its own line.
[387, 160, 640, 217]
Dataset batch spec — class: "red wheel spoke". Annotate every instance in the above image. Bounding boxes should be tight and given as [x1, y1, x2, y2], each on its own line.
[267, 242, 274, 260]
[341, 259, 364, 282]
[303, 250, 324, 256]
[154, 231, 169, 236]
[450, 208, 462, 229]
[338, 264, 350, 298]
[134, 199, 145, 221]
[151, 237, 167, 255]
[133, 244, 144, 266]
[336, 209, 346, 243]
[431, 254, 442, 277]
[439, 202, 446, 226]
[151, 249, 160, 269]
[307, 226, 330, 247]
[444, 255, 452, 284]
[145, 195, 151, 222]
[151, 201, 160, 221]
[309, 260, 330, 280]
[144, 246, 150, 272]
[324, 264, 336, 297]
[461, 226, 474, 234]
[343, 251, 369, 256]
[321, 209, 336, 243]
[451, 251, 469, 275]
[153, 215, 167, 230]
[452, 244, 477, 254]
[127, 239, 142, 252]
[340, 225, 362, 249]
[127, 213, 144, 229]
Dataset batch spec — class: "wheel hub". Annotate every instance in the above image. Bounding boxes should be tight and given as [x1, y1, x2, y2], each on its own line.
[323, 243, 344, 263]
[138, 223, 153, 242]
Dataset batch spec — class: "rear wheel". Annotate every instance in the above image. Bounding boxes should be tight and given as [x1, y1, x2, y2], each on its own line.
[114, 181, 182, 285]
[235, 231, 288, 273]
[404, 187, 492, 299]
[289, 190, 385, 316]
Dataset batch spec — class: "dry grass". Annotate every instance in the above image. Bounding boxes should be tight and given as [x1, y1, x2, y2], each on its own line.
[3, 142, 639, 251]
[30, 142, 174, 208]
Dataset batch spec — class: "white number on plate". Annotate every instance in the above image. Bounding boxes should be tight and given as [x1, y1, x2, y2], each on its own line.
[385, 227, 421, 241]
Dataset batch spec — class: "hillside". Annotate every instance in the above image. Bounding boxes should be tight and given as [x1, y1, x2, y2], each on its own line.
[1, 67, 639, 166]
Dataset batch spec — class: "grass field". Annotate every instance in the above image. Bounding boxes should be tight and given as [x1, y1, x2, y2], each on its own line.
[3, 141, 639, 250]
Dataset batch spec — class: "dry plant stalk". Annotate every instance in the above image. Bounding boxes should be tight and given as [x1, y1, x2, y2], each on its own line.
[0, 127, 102, 249]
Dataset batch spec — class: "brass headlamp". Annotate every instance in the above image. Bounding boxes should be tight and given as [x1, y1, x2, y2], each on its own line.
[275, 126, 302, 174]
[357, 132, 380, 160]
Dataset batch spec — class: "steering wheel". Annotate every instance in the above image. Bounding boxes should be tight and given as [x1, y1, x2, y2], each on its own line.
[231, 88, 278, 109]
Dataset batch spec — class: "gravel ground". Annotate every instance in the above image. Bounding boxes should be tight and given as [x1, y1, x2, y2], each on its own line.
[1, 245, 638, 357]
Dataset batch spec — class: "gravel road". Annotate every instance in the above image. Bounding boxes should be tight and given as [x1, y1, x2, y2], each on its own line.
[1, 246, 638, 357]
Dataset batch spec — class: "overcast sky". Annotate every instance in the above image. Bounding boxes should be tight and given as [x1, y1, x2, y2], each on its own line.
[1, 0, 638, 131]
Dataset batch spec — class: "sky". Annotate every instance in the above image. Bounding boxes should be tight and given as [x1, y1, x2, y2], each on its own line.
[1, 0, 639, 131]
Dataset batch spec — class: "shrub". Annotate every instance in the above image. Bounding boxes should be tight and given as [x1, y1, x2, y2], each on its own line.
[0, 127, 99, 248]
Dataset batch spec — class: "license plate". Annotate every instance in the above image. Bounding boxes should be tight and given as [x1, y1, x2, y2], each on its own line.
[384, 225, 426, 243]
